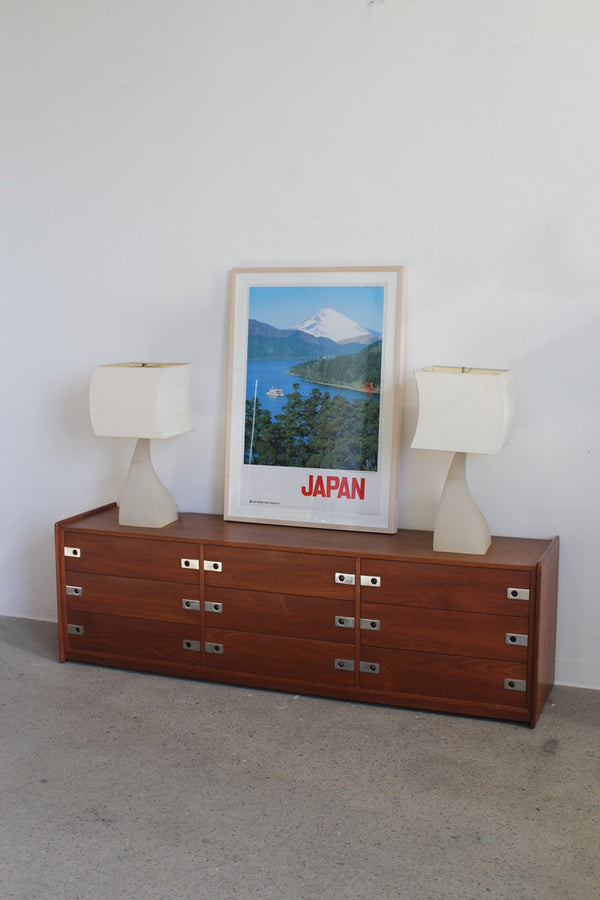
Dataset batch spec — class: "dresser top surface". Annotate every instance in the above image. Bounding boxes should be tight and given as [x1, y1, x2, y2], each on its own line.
[57, 504, 558, 569]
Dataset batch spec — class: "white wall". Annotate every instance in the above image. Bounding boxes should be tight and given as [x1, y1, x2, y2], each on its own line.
[2, 0, 599, 689]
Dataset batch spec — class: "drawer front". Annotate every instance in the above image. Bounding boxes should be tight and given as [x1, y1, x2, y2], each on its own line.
[360, 604, 529, 662]
[360, 559, 531, 616]
[204, 587, 355, 643]
[64, 573, 200, 624]
[204, 628, 355, 686]
[63, 611, 201, 666]
[63, 532, 200, 583]
[359, 646, 528, 709]
[203, 545, 356, 599]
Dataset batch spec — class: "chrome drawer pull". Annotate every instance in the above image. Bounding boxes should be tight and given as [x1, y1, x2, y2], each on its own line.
[360, 575, 381, 587]
[506, 633, 528, 647]
[204, 601, 223, 613]
[182, 640, 201, 651]
[182, 599, 200, 611]
[504, 678, 526, 692]
[335, 616, 355, 629]
[64, 546, 81, 558]
[181, 558, 200, 570]
[334, 658, 355, 671]
[359, 661, 380, 674]
[360, 618, 380, 631]
[67, 624, 84, 635]
[204, 560, 222, 572]
[66, 585, 83, 597]
[205, 642, 223, 654]
[335, 572, 355, 585]
[507, 588, 529, 601]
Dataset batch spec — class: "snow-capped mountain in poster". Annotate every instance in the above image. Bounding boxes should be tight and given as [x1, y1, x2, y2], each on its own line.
[247, 310, 380, 361]
[294, 307, 380, 345]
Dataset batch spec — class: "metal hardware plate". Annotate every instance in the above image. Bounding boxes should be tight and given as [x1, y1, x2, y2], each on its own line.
[66, 585, 83, 597]
[505, 633, 528, 647]
[204, 560, 222, 572]
[182, 640, 201, 652]
[335, 572, 355, 585]
[360, 660, 380, 674]
[64, 547, 81, 558]
[181, 558, 199, 570]
[507, 588, 529, 601]
[204, 601, 223, 613]
[360, 618, 381, 631]
[334, 616, 355, 629]
[205, 642, 223, 654]
[360, 575, 381, 587]
[504, 678, 527, 692]
[67, 624, 84, 635]
[334, 658, 355, 671]
[182, 599, 200, 611]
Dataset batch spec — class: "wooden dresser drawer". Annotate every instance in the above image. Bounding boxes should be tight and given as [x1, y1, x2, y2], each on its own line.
[64, 611, 202, 666]
[64, 572, 200, 624]
[359, 647, 528, 709]
[63, 532, 200, 583]
[203, 545, 356, 600]
[360, 604, 529, 662]
[204, 628, 355, 686]
[360, 559, 531, 616]
[203, 587, 354, 643]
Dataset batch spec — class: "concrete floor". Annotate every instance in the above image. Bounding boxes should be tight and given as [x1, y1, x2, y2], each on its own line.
[1, 616, 598, 900]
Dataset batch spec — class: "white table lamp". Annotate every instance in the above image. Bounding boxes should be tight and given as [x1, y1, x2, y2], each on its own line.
[89, 363, 194, 528]
[411, 366, 514, 554]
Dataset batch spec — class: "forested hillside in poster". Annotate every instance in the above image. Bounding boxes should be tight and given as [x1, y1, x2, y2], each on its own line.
[289, 341, 382, 393]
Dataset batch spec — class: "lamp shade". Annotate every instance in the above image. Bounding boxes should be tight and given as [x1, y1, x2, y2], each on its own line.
[89, 363, 194, 440]
[411, 366, 514, 455]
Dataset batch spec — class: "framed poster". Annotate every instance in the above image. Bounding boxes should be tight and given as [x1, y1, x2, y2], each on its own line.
[224, 266, 405, 532]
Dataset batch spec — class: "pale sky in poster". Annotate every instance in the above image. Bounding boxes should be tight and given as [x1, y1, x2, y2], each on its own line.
[248, 285, 384, 332]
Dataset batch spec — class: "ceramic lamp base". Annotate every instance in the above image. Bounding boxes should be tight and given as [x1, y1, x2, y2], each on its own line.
[118, 438, 178, 528]
[433, 451, 491, 555]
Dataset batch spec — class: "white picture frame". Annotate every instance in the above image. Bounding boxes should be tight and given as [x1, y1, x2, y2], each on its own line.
[224, 266, 405, 532]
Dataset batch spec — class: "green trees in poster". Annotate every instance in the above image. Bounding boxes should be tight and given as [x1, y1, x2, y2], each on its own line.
[245, 385, 379, 471]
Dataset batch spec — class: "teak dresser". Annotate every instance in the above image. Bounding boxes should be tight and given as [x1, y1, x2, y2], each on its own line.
[55, 504, 559, 725]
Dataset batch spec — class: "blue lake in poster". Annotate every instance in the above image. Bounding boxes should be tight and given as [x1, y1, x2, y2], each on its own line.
[245, 359, 369, 410]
